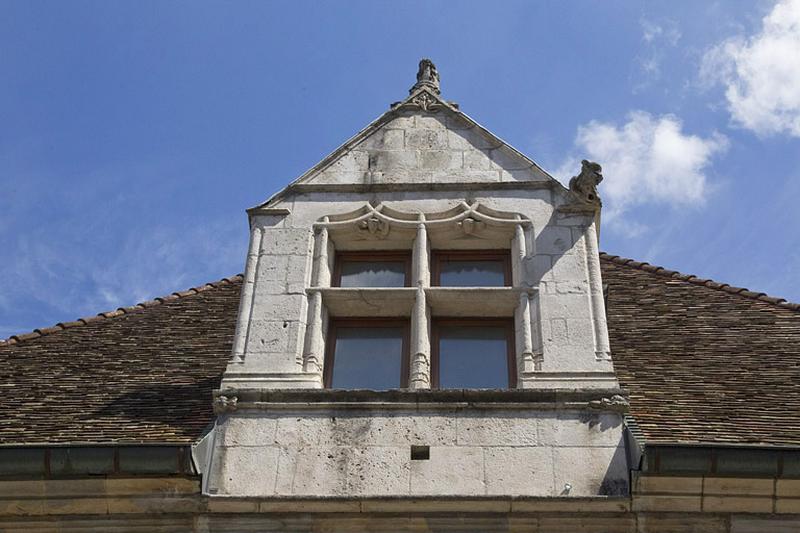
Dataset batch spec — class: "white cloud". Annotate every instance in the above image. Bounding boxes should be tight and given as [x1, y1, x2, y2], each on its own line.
[633, 18, 681, 93]
[700, 0, 800, 136]
[641, 19, 681, 46]
[558, 111, 728, 223]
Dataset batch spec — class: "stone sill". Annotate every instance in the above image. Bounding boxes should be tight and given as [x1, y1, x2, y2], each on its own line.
[214, 388, 627, 412]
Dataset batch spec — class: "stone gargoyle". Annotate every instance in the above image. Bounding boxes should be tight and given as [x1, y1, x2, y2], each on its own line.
[569, 160, 603, 205]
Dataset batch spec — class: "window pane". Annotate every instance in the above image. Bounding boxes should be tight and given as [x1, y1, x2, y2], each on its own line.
[438, 326, 509, 388]
[439, 260, 506, 287]
[339, 261, 406, 287]
[331, 327, 404, 389]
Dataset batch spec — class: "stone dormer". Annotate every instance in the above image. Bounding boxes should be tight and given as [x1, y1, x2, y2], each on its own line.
[207, 60, 628, 500]
[221, 59, 614, 392]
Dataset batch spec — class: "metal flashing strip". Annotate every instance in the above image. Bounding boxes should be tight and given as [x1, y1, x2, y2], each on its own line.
[642, 444, 800, 478]
[0, 445, 194, 478]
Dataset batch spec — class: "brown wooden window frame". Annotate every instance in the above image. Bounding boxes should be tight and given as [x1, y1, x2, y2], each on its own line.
[430, 317, 517, 389]
[431, 249, 512, 287]
[323, 318, 411, 389]
[332, 251, 412, 288]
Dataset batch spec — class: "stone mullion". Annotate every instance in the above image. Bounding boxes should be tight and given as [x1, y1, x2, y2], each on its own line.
[302, 219, 331, 380]
[302, 290, 324, 376]
[313, 217, 331, 288]
[515, 293, 535, 380]
[410, 219, 431, 389]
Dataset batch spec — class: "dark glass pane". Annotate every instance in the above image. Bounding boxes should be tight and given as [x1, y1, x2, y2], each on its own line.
[439, 260, 505, 287]
[339, 261, 406, 287]
[438, 326, 509, 388]
[331, 327, 404, 389]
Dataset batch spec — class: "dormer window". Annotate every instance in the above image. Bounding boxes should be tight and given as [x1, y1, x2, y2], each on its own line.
[432, 319, 516, 389]
[323, 319, 410, 389]
[305, 202, 541, 391]
[432, 250, 511, 287]
[333, 251, 412, 288]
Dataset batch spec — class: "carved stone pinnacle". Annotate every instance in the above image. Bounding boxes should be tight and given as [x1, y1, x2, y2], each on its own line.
[410, 58, 440, 95]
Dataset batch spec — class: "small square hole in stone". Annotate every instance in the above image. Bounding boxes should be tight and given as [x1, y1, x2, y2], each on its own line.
[411, 445, 430, 460]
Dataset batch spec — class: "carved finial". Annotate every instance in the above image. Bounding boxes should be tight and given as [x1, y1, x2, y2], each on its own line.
[568, 160, 603, 205]
[410, 58, 440, 95]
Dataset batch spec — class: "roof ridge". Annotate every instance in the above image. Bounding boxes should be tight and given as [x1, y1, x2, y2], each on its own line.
[599, 252, 800, 312]
[0, 274, 245, 347]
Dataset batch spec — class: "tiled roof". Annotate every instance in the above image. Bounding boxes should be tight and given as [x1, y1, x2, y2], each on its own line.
[601, 253, 800, 447]
[1, 256, 799, 446]
[0, 277, 242, 444]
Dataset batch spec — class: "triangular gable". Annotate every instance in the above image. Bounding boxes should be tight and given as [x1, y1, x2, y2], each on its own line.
[253, 85, 569, 211]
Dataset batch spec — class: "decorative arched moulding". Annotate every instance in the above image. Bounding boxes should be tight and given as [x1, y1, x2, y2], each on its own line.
[312, 201, 534, 252]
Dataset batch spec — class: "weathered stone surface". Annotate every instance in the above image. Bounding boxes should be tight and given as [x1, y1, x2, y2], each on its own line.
[538, 411, 624, 447]
[410, 446, 484, 495]
[218, 447, 280, 495]
[485, 447, 553, 495]
[456, 413, 538, 446]
[553, 446, 629, 496]
[221, 416, 278, 447]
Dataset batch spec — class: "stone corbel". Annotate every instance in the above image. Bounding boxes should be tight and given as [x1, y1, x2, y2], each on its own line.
[588, 395, 629, 412]
[213, 395, 238, 414]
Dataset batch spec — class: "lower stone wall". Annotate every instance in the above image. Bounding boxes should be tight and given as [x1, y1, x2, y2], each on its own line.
[207, 405, 629, 498]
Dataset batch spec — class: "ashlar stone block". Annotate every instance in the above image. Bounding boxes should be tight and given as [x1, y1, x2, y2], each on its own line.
[276, 446, 349, 496]
[420, 150, 463, 171]
[410, 446, 485, 496]
[485, 447, 554, 496]
[538, 411, 624, 447]
[346, 446, 410, 496]
[405, 129, 448, 150]
[245, 320, 294, 353]
[553, 446, 629, 496]
[357, 128, 404, 150]
[220, 415, 278, 447]
[456, 413, 538, 446]
[260, 228, 313, 257]
[370, 150, 419, 171]
[218, 447, 279, 496]
[537, 226, 575, 255]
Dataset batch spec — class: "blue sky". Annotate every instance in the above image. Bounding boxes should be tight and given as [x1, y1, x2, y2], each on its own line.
[1, 0, 799, 337]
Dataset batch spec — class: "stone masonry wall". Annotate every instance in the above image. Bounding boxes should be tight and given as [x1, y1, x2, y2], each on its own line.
[208, 408, 628, 498]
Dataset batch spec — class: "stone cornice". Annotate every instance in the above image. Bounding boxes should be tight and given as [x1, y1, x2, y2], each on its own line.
[284, 181, 553, 196]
